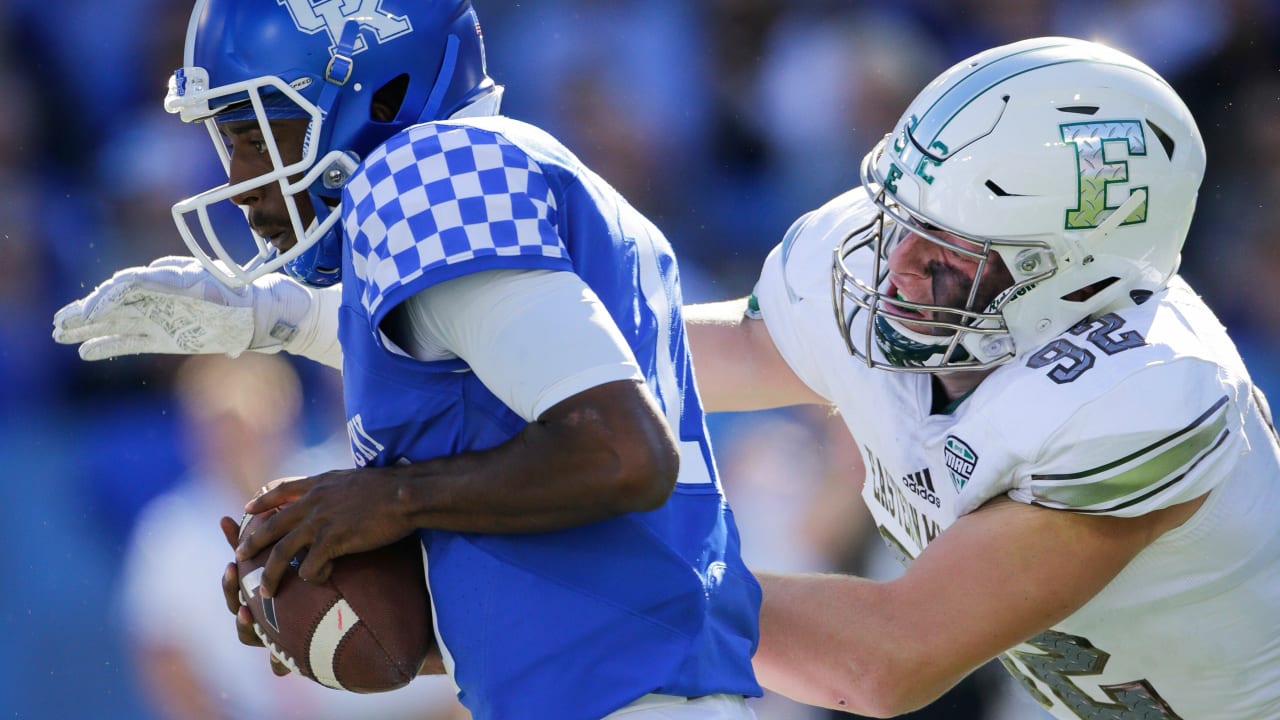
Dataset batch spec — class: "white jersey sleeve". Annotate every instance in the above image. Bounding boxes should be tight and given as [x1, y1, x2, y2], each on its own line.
[950, 279, 1251, 518]
[393, 268, 643, 422]
[1011, 359, 1241, 515]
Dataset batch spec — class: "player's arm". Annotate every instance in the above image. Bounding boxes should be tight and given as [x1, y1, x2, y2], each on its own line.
[753, 492, 1206, 716]
[52, 256, 343, 369]
[237, 269, 679, 596]
[684, 297, 826, 412]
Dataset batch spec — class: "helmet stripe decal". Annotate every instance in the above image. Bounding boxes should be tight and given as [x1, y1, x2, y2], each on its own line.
[911, 41, 1080, 153]
[910, 44, 1171, 158]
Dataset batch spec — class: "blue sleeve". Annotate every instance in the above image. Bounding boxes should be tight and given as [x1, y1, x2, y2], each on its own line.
[342, 122, 573, 328]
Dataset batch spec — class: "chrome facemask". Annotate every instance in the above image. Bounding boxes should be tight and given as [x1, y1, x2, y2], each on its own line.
[830, 140, 1049, 373]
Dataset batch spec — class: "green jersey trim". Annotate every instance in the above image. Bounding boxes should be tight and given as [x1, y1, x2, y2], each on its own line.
[1029, 395, 1230, 511]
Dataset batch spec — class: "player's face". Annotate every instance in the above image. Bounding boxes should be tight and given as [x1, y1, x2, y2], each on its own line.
[220, 118, 316, 253]
[883, 227, 1014, 336]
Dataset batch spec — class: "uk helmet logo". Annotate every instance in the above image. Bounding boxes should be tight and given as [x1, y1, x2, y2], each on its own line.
[943, 436, 977, 492]
[277, 0, 413, 56]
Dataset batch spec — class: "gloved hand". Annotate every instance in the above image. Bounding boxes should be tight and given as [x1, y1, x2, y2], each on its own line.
[53, 256, 316, 361]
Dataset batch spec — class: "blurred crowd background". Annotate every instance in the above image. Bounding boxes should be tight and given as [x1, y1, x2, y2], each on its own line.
[2, 1, 1277, 718]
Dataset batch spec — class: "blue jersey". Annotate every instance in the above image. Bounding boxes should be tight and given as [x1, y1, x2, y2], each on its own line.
[336, 116, 761, 719]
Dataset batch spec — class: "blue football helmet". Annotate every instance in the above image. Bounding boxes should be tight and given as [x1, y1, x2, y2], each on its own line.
[164, 0, 503, 287]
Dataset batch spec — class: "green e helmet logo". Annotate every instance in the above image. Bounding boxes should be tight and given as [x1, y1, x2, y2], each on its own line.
[1061, 121, 1149, 230]
[886, 114, 948, 190]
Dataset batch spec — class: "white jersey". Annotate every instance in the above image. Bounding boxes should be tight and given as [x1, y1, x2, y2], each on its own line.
[753, 188, 1280, 720]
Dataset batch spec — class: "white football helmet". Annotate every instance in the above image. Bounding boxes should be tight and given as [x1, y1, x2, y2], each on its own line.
[833, 36, 1206, 373]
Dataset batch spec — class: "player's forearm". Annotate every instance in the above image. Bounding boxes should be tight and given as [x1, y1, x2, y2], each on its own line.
[384, 379, 678, 534]
[684, 299, 826, 412]
[753, 571, 963, 718]
[685, 299, 766, 411]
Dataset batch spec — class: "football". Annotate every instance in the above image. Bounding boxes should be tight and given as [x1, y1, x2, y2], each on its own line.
[236, 509, 434, 693]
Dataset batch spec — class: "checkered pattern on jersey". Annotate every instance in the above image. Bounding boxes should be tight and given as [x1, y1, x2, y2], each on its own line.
[344, 123, 568, 318]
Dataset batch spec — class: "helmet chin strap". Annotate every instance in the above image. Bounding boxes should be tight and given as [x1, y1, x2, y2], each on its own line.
[305, 19, 363, 188]
[874, 315, 972, 369]
[283, 222, 343, 287]
[275, 20, 363, 287]
[283, 21, 495, 289]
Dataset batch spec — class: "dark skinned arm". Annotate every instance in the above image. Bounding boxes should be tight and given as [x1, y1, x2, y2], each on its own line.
[234, 378, 679, 598]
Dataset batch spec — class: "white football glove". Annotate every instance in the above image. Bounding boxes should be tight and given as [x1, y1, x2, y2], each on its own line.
[52, 256, 342, 368]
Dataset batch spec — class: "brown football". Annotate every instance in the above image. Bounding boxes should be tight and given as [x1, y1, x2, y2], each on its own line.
[236, 509, 434, 692]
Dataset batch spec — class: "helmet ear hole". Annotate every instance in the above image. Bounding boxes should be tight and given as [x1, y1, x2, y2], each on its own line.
[372, 73, 410, 123]
[1146, 119, 1176, 160]
[1130, 289, 1155, 305]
